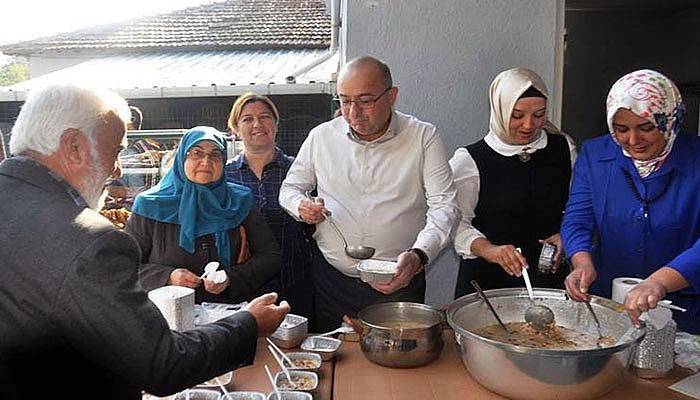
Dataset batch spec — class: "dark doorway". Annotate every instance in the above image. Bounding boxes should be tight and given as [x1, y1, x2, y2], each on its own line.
[563, 0, 700, 144]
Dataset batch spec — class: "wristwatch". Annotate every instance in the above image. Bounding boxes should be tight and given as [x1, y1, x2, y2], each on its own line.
[408, 248, 429, 267]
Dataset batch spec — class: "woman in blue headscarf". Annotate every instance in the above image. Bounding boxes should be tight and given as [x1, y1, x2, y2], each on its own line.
[126, 126, 281, 304]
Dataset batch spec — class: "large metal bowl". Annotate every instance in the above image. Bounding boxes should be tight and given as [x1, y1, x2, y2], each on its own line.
[447, 288, 645, 400]
[358, 302, 444, 368]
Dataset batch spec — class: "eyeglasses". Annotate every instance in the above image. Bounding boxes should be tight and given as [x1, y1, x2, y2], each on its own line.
[333, 87, 391, 110]
[186, 147, 225, 163]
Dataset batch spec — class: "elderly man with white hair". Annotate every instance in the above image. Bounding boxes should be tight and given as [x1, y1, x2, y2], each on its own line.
[0, 83, 290, 400]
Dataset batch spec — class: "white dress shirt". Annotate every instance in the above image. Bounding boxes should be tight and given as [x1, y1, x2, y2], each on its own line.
[279, 111, 460, 277]
[449, 131, 577, 259]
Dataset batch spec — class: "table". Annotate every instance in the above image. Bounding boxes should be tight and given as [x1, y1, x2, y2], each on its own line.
[145, 332, 694, 400]
[332, 331, 695, 400]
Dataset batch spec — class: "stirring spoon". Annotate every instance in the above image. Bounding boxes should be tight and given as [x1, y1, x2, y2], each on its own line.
[471, 280, 509, 334]
[584, 300, 605, 347]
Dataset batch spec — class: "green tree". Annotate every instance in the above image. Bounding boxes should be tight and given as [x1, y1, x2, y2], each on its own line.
[0, 62, 29, 86]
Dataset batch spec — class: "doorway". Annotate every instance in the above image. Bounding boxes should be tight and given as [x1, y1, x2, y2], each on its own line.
[563, 0, 700, 143]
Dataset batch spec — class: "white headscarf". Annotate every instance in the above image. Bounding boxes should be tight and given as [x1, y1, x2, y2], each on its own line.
[488, 67, 562, 149]
[606, 69, 685, 178]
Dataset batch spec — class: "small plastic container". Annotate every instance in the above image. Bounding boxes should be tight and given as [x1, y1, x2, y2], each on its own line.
[284, 352, 322, 371]
[300, 336, 342, 361]
[273, 370, 319, 393]
[194, 301, 246, 325]
[225, 392, 266, 400]
[356, 259, 397, 284]
[174, 389, 221, 400]
[196, 371, 233, 390]
[265, 391, 313, 400]
[270, 314, 308, 349]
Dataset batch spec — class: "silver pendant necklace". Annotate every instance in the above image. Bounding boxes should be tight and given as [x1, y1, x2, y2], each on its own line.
[518, 147, 532, 162]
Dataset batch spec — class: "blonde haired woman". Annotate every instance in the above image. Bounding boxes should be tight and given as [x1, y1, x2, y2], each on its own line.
[225, 93, 313, 318]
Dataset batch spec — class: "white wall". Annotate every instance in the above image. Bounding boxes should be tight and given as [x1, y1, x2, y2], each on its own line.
[342, 0, 561, 306]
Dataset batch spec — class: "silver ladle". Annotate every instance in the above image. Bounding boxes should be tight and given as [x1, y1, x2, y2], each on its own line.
[305, 192, 375, 259]
[471, 280, 509, 333]
[520, 254, 555, 330]
[324, 212, 375, 259]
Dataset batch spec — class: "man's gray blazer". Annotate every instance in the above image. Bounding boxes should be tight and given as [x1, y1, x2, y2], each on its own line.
[0, 157, 258, 399]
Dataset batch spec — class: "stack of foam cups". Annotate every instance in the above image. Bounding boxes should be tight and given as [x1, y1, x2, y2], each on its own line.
[148, 285, 195, 331]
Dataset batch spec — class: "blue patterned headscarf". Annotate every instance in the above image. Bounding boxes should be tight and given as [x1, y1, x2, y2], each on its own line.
[132, 126, 253, 267]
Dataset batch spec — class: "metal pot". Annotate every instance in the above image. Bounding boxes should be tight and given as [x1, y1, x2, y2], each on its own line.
[447, 288, 645, 400]
[358, 302, 444, 368]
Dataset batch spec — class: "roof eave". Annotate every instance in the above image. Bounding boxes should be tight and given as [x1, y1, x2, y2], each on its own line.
[0, 82, 336, 102]
[1, 42, 332, 57]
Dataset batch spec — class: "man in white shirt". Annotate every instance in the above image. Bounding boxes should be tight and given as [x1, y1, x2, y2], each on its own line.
[279, 56, 459, 331]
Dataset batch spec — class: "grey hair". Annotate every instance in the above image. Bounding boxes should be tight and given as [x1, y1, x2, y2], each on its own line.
[10, 83, 131, 156]
[340, 56, 393, 88]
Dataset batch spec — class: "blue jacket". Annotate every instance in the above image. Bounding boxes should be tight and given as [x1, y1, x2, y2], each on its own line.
[562, 133, 700, 333]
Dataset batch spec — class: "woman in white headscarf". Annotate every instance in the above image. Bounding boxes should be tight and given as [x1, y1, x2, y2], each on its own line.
[450, 67, 577, 297]
[562, 69, 700, 333]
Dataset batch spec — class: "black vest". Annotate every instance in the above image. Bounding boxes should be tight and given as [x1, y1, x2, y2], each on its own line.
[456, 133, 572, 297]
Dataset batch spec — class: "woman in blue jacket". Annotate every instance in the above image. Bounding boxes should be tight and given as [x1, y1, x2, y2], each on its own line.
[562, 69, 700, 333]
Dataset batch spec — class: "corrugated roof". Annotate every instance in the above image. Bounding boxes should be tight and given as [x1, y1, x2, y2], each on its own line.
[0, 49, 337, 101]
[1, 0, 330, 55]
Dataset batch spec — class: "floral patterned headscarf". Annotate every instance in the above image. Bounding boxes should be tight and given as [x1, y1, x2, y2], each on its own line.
[606, 69, 685, 178]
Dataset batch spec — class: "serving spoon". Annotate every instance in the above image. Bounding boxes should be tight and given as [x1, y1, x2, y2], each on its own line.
[317, 325, 355, 337]
[305, 192, 375, 259]
[324, 212, 375, 259]
[519, 249, 555, 330]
